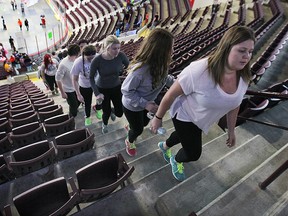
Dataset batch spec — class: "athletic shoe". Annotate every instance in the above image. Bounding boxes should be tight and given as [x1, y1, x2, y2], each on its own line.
[158, 141, 172, 163]
[85, 117, 92, 126]
[110, 112, 116, 121]
[96, 110, 103, 120]
[125, 138, 136, 156]
[102, 123, 108, 134]
[170, 155, 185, 181]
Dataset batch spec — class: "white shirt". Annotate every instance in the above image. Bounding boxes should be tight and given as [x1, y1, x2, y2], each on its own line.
[70, 56, 93, 88]
[55, 56, 75, 92]
[170, 58, 248, 134]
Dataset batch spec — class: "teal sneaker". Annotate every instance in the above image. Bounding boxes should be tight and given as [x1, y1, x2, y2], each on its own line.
[96, 110, 103, 120]
[158, 142, 172, 163]
[170, 155, 185, 181]
[85, 117, 92, 126]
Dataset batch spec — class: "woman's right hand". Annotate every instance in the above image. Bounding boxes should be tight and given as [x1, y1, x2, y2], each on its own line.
[145, 101, 158, 113]
[77, 94, 84, 103]
[96, 93, 104, 104]
[150, 117, 162, 134]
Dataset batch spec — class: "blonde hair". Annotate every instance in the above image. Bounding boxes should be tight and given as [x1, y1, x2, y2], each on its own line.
[208, 26, 255, 84]
[103, 35, 120, 50]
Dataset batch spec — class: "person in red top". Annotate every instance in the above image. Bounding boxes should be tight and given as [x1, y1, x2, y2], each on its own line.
[17, 18, 22, 31]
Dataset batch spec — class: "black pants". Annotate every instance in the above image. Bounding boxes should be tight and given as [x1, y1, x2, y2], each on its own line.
[79, 86, 93, 118]
[45, 74, 57, 91]
[66, 91, 80, 117]
[98, 85, 123, 125]
[166, 115, 202, 163]
[123, 106, 150, 143]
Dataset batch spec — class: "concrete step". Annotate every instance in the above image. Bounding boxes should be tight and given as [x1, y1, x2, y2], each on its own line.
[155, 135, 277, 216]
[71, 127, 256, 216]
[196, 143, 288, 216]
[263, 190, 288, 216]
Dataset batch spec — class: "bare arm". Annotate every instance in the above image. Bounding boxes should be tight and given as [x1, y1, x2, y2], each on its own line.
[56, 81, 67, 99]
[225, 106, 240, 147]
[150, 80, 184, 133]
[72, 75, 84, 103]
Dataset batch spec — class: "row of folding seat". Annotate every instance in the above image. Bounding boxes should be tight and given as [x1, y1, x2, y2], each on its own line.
[0, 126, 94, 183]
[3, 153, 134, 216]
[218, 79, 288, 131]
[0, 112, 76, 154]
[251, 23, 288, 83]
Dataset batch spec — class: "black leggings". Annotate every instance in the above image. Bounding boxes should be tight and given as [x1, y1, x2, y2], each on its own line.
[98, 85, 123, 125]
[123, 106, 150, 143]
[66, 91, 81, 117]
[166, 116, 202, 163]
[79, 86, 93, 118]
[45, 74, 57, 91]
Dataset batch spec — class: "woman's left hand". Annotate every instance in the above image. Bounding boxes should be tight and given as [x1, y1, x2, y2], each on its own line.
[150, 117, 162, 134]
[226, 131, 236, 148]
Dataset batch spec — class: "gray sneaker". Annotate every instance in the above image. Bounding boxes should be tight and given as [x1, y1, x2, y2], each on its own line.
[102, 123, 108, 134]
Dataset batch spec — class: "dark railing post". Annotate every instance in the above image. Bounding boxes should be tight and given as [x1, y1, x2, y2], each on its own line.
[259, 160, 288, 189]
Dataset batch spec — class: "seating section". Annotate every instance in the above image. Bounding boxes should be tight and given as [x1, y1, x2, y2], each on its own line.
[4, 154, 133, 215]
[0, 80, 96, 185]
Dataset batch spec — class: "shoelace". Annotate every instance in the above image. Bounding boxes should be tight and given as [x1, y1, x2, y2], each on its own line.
[177, 162, 184, 174]
[165, 149, 172, 158]
[129, 142, 136, 149]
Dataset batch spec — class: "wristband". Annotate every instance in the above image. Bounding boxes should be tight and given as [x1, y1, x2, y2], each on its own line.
[155, 115, 162, 120]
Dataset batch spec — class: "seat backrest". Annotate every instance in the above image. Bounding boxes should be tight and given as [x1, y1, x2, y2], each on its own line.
[33, 99, 54, 111]
[10, 122, 46, 149]
[9, 140, 56, 177]
[0, 131, 12, 154]
[0, 117, 11, 133]
[0, 154, 13, 184]
[38, 105, 63, 122]
[0, 103, 9, 110]
[13, 177, 76, 216]
[75, 154, 134, 202]
[9, 110, 39, 128]
[0, 109, 9, 119]
[9, 104, 34, 117]
[55, 128, 94, 160]
[44, 114, 75, 138]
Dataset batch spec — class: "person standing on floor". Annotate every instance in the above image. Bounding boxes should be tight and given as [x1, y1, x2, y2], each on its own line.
[56, 44, 81, 117]
[71, 45, 96, 126]
[11, 0, 15, 10]
[121, 28, 175, 157]
[24, 19, 29, 31]
[9, 36, 15, 50]
[1, 16, 7, 30]
[17, 18, 22, 31]
[90, 35, 129, 134]
[150, 26, 255, 181]
[39, 53, 59, 95]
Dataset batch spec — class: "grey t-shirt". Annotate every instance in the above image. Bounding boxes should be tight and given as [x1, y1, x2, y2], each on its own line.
[55, 56, 75, 93]
[89, 52, 129, 96]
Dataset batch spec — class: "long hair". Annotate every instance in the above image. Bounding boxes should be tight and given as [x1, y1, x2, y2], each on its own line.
[130, 28, 174, 88]
[43, 54, 52, 69]
[208, 26, 255, 85]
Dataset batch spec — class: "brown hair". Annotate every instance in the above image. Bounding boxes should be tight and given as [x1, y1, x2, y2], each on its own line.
[208, 26, 255, 84]
[130, 28, 174, 88]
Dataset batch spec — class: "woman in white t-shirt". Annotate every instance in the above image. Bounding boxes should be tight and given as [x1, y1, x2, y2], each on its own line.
[39, 53, 59, 95]
[150, 26, 255, 181]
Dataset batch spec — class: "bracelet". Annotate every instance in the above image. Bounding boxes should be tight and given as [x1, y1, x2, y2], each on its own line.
[155, 115, 162, 120]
